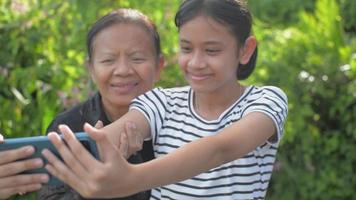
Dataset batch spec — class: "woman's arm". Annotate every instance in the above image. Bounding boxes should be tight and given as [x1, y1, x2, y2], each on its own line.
[0, 134, 49, 199]
[43, 111, 276, 198]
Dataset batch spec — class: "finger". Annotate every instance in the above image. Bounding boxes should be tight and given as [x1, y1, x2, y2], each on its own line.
[46, 131, 88, 181]
[42, 148, 84, 191]
[84, 123, 122, 162]
[0, 146, 35, 165]
[0, 183, 42, 199]
[125, 122, 142, 156]
[94, 120, 104, 129]
[83, 123, 105, 141]
[84, 123, 107, 161]
[0, 173, 48, 188]
[0, 158, 43, 177]
[59, 125, 99, 170]
[119, 133, 128, 159]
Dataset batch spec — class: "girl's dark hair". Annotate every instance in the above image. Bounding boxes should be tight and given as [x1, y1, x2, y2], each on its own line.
[87, 8, 161, 62]
[175, 0, 257, 80]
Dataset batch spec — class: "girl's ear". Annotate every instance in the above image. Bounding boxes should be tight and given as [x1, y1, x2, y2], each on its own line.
[155, 55, 166, 82]
[86, 59, 97, 84]
[239, 36, 257, 65]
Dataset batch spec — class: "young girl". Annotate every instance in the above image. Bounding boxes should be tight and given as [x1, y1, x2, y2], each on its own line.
[43, 0, 288, 199]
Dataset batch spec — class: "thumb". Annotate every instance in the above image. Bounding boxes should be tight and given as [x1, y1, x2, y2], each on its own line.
[84, 123, 104, 141]
[119, 132, 129, 159]
[84, 123, 123, 162]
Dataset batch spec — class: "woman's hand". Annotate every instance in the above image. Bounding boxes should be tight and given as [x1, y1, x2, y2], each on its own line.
[0, 134, 49, 199]
[42, 124, 139, 198]
[94, 120, 144, 159]
[119, 122, 144, 159]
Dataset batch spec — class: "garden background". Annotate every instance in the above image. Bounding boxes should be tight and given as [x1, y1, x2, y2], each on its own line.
[0, 0, 355, 199]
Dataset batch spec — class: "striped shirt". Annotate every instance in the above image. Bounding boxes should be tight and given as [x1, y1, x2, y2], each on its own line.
[130, 85, 288, 200]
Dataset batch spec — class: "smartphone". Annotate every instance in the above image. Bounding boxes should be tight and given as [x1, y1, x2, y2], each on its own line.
[0, 132, 99, 185]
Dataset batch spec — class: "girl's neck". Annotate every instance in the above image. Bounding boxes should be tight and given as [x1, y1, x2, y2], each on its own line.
[193, 83, 245, 120]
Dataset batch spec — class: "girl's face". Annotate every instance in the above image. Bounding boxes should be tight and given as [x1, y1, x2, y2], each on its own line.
[89, 23, 163, 111]
[178, 15, 244, 94]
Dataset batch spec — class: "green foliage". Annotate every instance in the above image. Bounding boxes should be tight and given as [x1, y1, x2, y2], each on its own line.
[0, 0, 355, 199]
[253, 0, 355, 199]
[248, 0, 316, 26]
[0, 0, 183, 137]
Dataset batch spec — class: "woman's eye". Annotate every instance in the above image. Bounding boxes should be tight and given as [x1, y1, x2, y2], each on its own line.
[180, 46, 192, 53]
[132, 58, 146, 63]
[101, 59, 113, 64]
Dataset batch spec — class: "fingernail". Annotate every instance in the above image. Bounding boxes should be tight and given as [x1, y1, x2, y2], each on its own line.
[58, 124, 66, 130]
[25, 146, 35, 154]
[41, 175, 49, 182]
[35, 159, 43, 167]
[41, 149, 49, 157]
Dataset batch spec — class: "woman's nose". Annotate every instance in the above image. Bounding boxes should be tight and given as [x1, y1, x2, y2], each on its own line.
[113, 58, 132, 76]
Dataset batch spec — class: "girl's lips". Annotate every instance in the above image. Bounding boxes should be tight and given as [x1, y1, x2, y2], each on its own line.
[189, 74, 211, 81]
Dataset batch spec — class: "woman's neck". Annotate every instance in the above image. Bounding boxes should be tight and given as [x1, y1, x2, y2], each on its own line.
[101, 101, 129, 122]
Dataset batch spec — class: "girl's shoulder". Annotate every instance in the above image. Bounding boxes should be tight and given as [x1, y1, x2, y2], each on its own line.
[248, 85, 288, 104]
[153, 86, 191, 97]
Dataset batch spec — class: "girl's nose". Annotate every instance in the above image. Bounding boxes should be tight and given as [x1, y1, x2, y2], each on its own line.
[187, 51, 206, 70]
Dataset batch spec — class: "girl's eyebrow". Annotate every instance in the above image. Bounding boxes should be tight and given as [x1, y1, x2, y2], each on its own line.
[180, 39, 222, 46]
[180, 38, 221, 43]
[179, 39, 190, 44]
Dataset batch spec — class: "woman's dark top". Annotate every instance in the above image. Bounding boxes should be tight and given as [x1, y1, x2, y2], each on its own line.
[37, 92, 154, 200]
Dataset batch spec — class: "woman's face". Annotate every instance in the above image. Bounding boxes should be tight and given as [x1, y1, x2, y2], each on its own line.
[90, 23, 163, 110]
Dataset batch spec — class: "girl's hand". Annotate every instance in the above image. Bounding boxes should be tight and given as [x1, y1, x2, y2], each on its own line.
[42, 124, 137, 198]
[0, 134, 49, 199]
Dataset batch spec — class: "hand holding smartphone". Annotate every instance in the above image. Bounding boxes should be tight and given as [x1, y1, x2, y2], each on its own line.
[0, 132, 99, 185]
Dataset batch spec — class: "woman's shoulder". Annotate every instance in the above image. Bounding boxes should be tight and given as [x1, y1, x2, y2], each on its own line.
[47, 93, 101, 133]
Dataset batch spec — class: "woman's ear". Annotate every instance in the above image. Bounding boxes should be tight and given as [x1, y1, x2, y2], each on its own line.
[239, 36, 257, 65]
[155, 55, 165, 82]
[86, 59, 96, 84]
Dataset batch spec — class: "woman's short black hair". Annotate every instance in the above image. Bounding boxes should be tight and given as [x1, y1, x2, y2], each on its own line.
[87, 8, 161, 62]
[175, 0, 257, 80]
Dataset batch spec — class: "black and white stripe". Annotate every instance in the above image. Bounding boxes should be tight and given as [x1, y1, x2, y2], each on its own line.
[130, 85, 288, 200]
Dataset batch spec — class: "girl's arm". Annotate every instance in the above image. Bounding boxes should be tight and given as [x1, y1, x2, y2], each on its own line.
[100, 109, 151, 150]
[43, 111, 276, 198]
[130, 111, 276, 192]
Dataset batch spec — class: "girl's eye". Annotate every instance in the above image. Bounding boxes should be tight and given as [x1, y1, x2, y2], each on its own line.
[206, 49, 220, 55]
